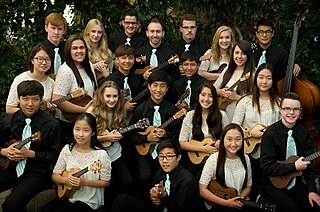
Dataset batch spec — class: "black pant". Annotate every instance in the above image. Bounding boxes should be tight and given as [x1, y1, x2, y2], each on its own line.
[0, 169, 52, 212]
[41, 198, 94, 212]
[110, 193, 156, 212]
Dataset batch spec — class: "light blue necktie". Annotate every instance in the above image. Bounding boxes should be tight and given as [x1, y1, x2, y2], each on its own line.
[54, 48, 62, 74]
[125, 37, 131, 46]
[185, 80, 191, 105]
[150, 49, 158, 67]
[185, 44, 190, 51]
[163, 173, 171, 212]
[286, 130, 297, 189]
[257, 50, 266, 68]
[151, 106, 161, 159]
[16, 118, 32, 177]
[123, 77, 132, 100]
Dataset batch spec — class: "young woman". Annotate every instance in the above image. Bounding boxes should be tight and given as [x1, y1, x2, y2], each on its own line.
[53, 34, 97, 121]
[232, 63, 280, 199]
[199, 123, 252, 212]
[41, 113, 111, 212]
[179, 82, 229, 178]
[6, 43, 55, 114]
[83, 19, 114, 80]
[213, 40, 255, 121]
[198, 26, 234, 82]
[87, 80, 133, 208]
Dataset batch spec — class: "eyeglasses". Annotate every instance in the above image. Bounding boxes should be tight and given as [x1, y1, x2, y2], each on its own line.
[281, 107, 301, 113]
[257, 30, 273, 36]
[123, 21, 138, 26]
[181, 26, 197, 30]
[33, 57, 52, 63]
[158, 155, 177, 161]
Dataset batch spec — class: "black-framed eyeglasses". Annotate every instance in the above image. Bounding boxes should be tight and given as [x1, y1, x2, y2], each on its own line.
[181, 26, 197, 30]
[123, 21, 138, 26]
[33, 57, 52, 63]
[281, 107, 301, 113]
[158, 155, 177, 161]
[257, 30, 273, 36]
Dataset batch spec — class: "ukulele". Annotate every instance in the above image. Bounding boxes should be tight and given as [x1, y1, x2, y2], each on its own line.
[62, 90, 93, 122]
[98, 118, 150, 148]
[207, 180, 276, 212]
[57, 160, 102, 198]
[187, 137, 217, 164]
[135, 108, 187, 155]
[175, 88, 191, 110]
[0, 131, 41, 170]
[208, 63, 228, 73]
[218, 72, 251, 110]
[269, 151, 320, 188]
[134, 54, 180, 74]
[242, 124, 266, 154]
[41, 88, 86, 111]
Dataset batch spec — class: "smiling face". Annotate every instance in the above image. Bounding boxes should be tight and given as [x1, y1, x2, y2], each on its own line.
[218, 30, 232, 50]
[158, 147, 181, 173]
[257, 68, 273, 93]
[103, 87, 119, 109]
[233, 45, 247, 67]
[31, 50, 52, 73]
[70, 39, 86, 68]
[148, 81, 168, 104]
[199, 86, 213, 110]
[146, 22, 165, 48]
[73, 119, 94, 147]
[116, 55, 135, 73]
[121, 15, 139, 37]
[280, 98, 301, 128]
[224, 128, 243, 158]
[19, 95, 42, 117]
[182, 59, 198, 79]
[89, 24, 103, 44]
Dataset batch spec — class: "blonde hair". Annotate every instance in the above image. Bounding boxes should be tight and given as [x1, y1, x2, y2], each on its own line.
[91, 81, 127, 134]
[83, 19, 112, 63]
[210, 26, 234, 64]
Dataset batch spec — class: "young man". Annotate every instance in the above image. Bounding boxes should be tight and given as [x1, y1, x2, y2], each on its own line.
[0, 80, 61, 212]
[110, 140, 201, 212]
[168, 50, 209, 110]
[171, 14, 207, 61]
[42, 13, 67, 76]
[127, 70, 182, 198]
[108, 8, 147, 53]
[260, 92, 320, 212]
[134, 18, 179, 83]
[99, 44, 143, 111]
[253, 19, 300, 82]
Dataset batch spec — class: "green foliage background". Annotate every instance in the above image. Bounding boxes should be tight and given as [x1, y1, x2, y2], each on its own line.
[0, 0, 319, 119]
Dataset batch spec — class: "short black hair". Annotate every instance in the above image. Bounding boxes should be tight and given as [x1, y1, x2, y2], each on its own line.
[17, 80, 44, 99]
[256, 18, 274, 31]
[122, 8, 138, 20]
[180, 50, 199, 64]
[148, 70, 171, 86]
[157, 139, 181, 155]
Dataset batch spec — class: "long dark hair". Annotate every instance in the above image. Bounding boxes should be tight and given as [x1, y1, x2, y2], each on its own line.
[64, 34, 97, 89]
[216, 123, 248, 190]
[251, 63, 280, 114]
[69, 112, 105, 151]
[192, 82, 223, 140]
[220, 40, 254, 95]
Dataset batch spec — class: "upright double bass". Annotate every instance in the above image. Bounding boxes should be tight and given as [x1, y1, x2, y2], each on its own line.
[277, 8, 320, 164]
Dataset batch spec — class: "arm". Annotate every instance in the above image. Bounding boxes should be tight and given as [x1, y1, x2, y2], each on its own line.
[52, 94, 93, 113]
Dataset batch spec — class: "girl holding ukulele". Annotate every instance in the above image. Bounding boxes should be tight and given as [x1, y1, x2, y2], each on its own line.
[199, 123, 252, 212]
[42, 113, 111, 212]
[179, 82, 229, 178]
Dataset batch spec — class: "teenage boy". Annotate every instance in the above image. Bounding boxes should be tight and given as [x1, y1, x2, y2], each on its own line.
[0, 80, 61, 212]
[42, 13, 67, 76]
[108, 8, 147, 52]
[168, 50, 209, 110]
[99, 44, 143, 111]
[128, 70, 182, 198]
[171, 14, 207, 61]
[260, 92, 320, 212]
[253, 19, 300, 81]
[110, 140, 201, 212]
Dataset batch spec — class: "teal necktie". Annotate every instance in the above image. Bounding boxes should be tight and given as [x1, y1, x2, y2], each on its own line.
[185, 80, 191, 105]
[257, 50, 266, 68]
[16, 118, 32, 177]
[54, 48, 62, 74]
[286, 130, 296, 189]
[123, 77, 132, 100]
[150, 49, 158, 67]
[163, 173, 171, 212]
[151, 106, 161, 159]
